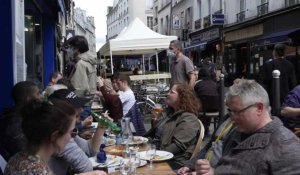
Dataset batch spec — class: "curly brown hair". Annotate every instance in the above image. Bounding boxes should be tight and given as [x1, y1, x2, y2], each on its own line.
[174, 84, 201, 114]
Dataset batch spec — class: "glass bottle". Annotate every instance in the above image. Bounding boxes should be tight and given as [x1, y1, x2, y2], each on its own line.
[91, 111, 121, 134]
[122, 117, 133, 144]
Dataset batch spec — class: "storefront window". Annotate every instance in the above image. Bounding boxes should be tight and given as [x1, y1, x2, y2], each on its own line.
[25, 1, 44, 89]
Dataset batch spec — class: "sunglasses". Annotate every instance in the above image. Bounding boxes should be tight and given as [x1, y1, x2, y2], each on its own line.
[71, 128, 78, 138]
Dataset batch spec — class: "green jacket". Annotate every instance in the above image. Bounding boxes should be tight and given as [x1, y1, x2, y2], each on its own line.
[70, 51, 97, 97]
[160, 110, 200, 166]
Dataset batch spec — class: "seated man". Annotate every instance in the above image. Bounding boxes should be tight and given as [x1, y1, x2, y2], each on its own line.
[196, 79, 300, 174]
[116, 74, 146, 136]
[281, 84, 300, 130]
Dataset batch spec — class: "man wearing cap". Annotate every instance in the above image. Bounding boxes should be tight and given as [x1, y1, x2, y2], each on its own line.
[48, 89, 108, 174]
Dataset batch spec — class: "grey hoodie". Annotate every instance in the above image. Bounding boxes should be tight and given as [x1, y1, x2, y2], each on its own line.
[70, 51, 97, 97]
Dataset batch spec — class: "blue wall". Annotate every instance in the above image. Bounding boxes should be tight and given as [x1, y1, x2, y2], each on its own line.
[43, 14, 55, 86]
[0, 0, 14, 112]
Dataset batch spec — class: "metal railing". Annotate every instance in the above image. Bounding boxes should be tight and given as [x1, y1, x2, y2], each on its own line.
[236, 11, 245, 23]
[203, 15, 211, 28]
[285, 0, 300, 7]
[257, 2, 269, 16]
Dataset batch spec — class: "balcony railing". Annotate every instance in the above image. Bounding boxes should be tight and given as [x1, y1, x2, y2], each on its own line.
[285, 0, 300, 7]
[194, 18, 201, 30]
[257, 2, 269, 16]
[203, 15, 211, 28]
[236, 11, 245, 23]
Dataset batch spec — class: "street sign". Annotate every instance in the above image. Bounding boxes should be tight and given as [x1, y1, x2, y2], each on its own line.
[212, 14, 224, 25]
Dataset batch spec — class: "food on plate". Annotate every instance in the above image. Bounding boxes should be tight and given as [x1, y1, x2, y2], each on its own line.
[107, 139, 116, 145]
[133, 136, 143, 143]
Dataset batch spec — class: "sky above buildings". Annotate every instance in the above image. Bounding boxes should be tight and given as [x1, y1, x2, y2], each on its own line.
[74, 0, 113, 51]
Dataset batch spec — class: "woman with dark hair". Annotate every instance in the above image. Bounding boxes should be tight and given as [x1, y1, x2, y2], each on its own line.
[4, 100, 106, 175]
[146, 84, 201, 166]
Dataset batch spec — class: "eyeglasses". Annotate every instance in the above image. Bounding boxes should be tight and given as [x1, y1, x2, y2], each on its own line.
[227, 103, 258, 116]
[71, 128, 78, 138]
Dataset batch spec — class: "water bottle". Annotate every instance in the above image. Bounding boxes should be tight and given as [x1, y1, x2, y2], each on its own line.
[122, 117, 133, 144]
[91, 111, 121, 134]
[116, 133, 122, 145]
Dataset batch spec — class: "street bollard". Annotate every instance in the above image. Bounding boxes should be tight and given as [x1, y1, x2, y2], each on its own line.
[219, 74, 225, 124]
[272, 70, 280, 116]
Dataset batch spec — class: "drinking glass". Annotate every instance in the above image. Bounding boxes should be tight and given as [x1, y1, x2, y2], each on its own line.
[120, 159, 131, 175]
[147, 144, 156, 169]
[132, 154, 141, 174]
[153, 104, 163, 114]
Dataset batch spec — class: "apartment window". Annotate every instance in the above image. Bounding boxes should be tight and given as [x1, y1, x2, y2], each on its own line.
[147, 16, 153, 29]
[240, 0, 246, 12]
[160, 18, 163, 33]
[258, 0, 268, 16]
[146, 0, 153, 10]
[166, 15, 169, 35]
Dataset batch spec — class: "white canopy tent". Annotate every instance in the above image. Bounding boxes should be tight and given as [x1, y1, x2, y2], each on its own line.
[99, 17, 177, 74]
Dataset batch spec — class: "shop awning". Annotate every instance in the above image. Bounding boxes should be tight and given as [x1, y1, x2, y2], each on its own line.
[184, 41, 207, 52]
[252, 28, 300, 47]
[288, 28, 300, 45]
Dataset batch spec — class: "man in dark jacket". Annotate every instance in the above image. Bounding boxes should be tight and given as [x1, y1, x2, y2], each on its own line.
[259, 43, 296, 111]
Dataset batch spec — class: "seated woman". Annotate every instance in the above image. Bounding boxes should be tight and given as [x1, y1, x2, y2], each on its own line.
[4, 100, 106, 175]
[146, 83, 201, 166]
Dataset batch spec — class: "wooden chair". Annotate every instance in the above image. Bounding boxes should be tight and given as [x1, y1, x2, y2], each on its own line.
[191, 119, 205, 159]
[294, 128, 300, 137]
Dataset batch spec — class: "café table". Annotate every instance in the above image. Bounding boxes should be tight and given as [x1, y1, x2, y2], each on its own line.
[99, 143, 176, 175]
[108, 161, 176, 175]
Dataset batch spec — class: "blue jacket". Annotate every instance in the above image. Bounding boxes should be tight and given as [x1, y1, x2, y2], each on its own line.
[124, 103, 146, 136]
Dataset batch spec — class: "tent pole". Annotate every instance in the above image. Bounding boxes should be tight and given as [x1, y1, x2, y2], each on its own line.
[142, 54, 145, 73]
[110, 50, 113, 75]
[156, 52, 159, 73]
[148, 56, 150, 71]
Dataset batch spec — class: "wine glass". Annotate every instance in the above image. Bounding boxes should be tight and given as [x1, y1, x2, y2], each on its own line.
[147, 144, 156, 169]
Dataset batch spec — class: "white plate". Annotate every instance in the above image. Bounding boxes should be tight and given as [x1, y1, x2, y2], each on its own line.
[89, 155, 122, 167]
[121, 136, 148, 145]
[139, 150, 174, 162]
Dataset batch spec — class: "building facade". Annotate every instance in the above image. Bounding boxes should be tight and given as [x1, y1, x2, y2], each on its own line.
[106, 0, 153, 40]
[222, 0, 300, 83]
[73, 8, 96, 52]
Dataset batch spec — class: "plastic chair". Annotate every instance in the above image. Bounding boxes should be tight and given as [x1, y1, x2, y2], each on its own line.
[190, 119, 205, 159]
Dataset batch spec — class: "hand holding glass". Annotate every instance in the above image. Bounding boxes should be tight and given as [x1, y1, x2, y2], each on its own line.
[153, 104, 163, 114]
